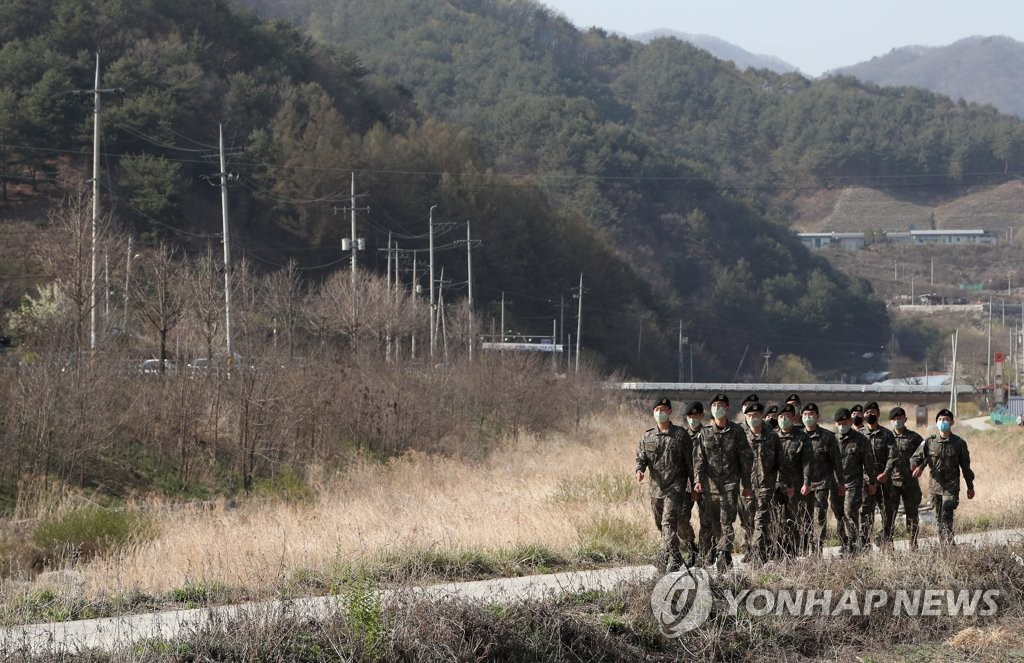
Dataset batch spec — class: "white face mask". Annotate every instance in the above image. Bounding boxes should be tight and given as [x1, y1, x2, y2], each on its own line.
[838, 423, 851, 435]
[686, 416, 702, 430]
[802, 415, 818, 427]
[778, 416, 794, 431]
[654, 410, 670, 424]
[746, 416, 763, 429]
[891, 420, 906, 431]
[711, 405, 727, 420]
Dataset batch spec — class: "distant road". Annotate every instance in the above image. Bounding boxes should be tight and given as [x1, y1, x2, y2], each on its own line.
[617, 382, 974, 405]
[3, 528, 1021, 654]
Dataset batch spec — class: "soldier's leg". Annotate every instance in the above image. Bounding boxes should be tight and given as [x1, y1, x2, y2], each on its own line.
[844, 485, 864, 553]
[650, 496, 665, 531]
[661, 493, 685, 571]
[751, 491, 773, 562]
[939, 492, 960, 545]
[696, 495, 714, 559]
[706, 494, 723, 563]
[881, 483, 899, 545]
[829, 484, 848, 550]
[796, 493, 813, 556]
[859, 485, 875, 547]
[904, 482, 922, 549]
[677, 491, 698, 566]
[719, 490, 739, 564]
[930, 494, 948, 544]
[813, 488, 831, 554]
[737, 494, 754, 555]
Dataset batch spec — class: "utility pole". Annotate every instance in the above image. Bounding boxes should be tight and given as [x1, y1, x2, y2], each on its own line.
[123, 237, 132, 335]
[467, 222, 474, 362]
[761, 347, 773, 379]
[72, 54, 123, 354]
[429, 204, 437, 359]
[987, 297, 993, 387]
[218, 124, 234, 368]
[574, 273, 583, 373]
[677, 321, 683, 382]
[411, 250, 418, 360]
[500, 291, 505, 341]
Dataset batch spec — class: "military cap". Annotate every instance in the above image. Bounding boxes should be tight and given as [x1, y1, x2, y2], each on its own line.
[801, 402, 819, 414]
[935, 408, 955, 421]
[710, 393, 729, 406]
[863, 401, 880, 412]
[745, 402, 765, 414]
[834, 407, 852, 422]
[652, 397, 672, 410]
[889, 406, 906, 419]
[765, 404, 779, 415]
[850, 404, 864, 413]
[785, 393, 801, 403]
[684, 400, 704, 416]
[741, 393, 759, 404]
[778, 403, 796, 416]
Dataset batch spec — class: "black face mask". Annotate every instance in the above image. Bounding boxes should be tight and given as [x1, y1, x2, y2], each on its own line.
[853, 415, 864, 427]
[768, 418, 778, 430]
[865, 414, 878, 426]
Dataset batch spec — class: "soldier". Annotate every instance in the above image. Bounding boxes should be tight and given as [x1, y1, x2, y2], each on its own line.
[881, 406, 924, 549]
[834, 408, 878, 555]
[774, 403, 812, 556]
[737, 393, 760, 555]
[801, 403, 844, 555]
[785, 393, 805, 431]
[635, 397, 693, 572]
[765, 404, 780, 431]
[859, 401, 894, 551]
[693, 393, 753, 569]
[910, 409, 976, 546]
[682, 400, 710, 566]
[742, 402, 789, 564]
[850, 404, 865, 432]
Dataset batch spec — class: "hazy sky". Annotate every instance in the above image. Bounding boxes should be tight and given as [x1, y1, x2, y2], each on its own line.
[541, 0, 1024, 76]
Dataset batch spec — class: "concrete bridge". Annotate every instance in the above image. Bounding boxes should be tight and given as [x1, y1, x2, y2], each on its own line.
[616, 382, 974, 408]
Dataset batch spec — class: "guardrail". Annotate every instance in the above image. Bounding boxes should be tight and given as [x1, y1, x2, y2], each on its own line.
[616, 382, 976, 395]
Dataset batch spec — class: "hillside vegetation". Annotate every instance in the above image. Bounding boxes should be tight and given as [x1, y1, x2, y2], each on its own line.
[7, 0, 1024, 377]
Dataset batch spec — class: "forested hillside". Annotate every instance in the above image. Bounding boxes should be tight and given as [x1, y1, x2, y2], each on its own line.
[9, 0, 1023, 378]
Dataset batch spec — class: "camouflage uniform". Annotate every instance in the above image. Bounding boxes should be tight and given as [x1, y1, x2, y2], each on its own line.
[910, 432, 975, 544]
[884, 426, 924, 547]
[744, 424, 787, 562]
[860, 425, 895, 548]
[835, 428, 877, 553]
[685, 423, 711, 560]
[694, 421, 753, 557]
[635, 423, 693, 569]
[775, 427, 812, 556]
[804, 426, 844, 554]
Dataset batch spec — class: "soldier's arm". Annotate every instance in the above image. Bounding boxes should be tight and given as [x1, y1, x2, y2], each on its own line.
[693, 431, 707, 489]
[883, 430, 897, 476]
[739, 430, 754, 492]
[959, 438, 975, 491]
[634, 435, 648, 475]
[681, 430, 695, 485]
[800, 437, 812, 487]
[909, 438, 927, 471]
[861, 436, 877, 484]
[829, 436, 843, 485]
[773, 433, 788, 488]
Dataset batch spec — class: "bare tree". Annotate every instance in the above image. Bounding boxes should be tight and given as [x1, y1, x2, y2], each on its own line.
[133, 243, 184, 370]
[184, 248, 222, 363]
[262, 259, 304, 358]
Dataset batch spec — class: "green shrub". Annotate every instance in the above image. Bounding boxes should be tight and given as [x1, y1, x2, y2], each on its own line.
[31, 507, 155, 564]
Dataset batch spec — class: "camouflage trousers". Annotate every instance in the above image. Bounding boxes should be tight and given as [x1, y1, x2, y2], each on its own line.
[931, 492, 961, 545]
[774, 488, 812, 557]
[860, 481, 889, 548]
[702, 489, 739, 554]
[746, 490, 776, 563]
[650, 493, 688, 568]
[884, 480, 922, 547]
[813, 484, 863, 553]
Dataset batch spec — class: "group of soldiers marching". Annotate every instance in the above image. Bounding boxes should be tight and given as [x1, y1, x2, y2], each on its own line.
[634, 393, 976, 572]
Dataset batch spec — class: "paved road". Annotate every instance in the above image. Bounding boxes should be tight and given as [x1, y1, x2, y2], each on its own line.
[3, 528, 1022, 655]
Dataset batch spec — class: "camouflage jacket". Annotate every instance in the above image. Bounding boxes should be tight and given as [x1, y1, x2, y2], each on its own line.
[804, 426, 843, 490]
[694, 421, 753, 496]
[862, 425, 895, 485]
[886, 428, 924, 485]
[836, 429, 877, 488]
[634, 423, 692, 498]
[776, 428, 812, 490]
[745, 425, 785, 494]
[910, 433, 975, 496]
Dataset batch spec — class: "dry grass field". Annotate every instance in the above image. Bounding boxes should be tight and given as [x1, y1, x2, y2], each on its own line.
[56, 405, 1024, 602]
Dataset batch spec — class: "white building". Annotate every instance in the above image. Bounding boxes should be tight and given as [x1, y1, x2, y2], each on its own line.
[798, 232, 866, 251]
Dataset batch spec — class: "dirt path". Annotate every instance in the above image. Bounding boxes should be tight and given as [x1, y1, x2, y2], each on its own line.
[3, 528, 1022, 655]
